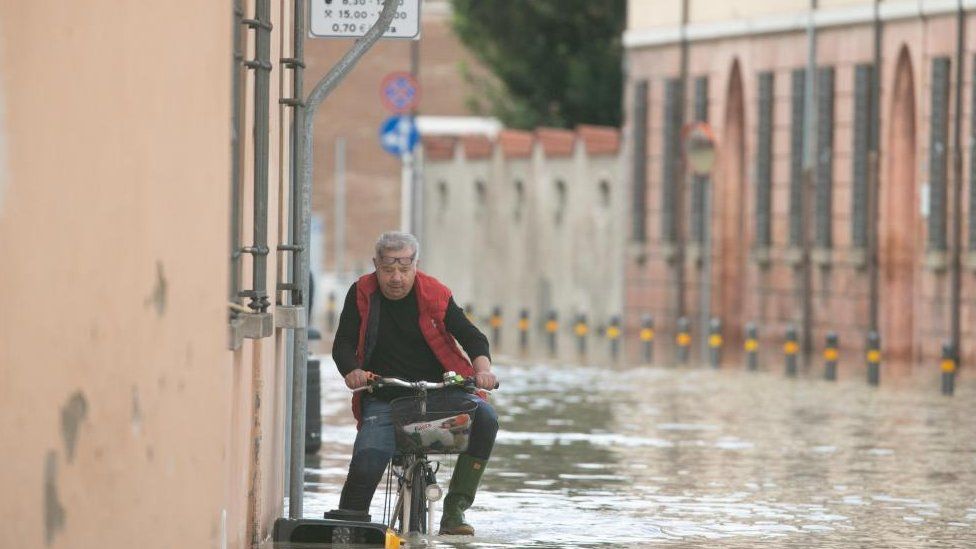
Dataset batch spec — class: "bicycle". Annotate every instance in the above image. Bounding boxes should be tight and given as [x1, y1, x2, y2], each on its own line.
[353, 371, 493, 543]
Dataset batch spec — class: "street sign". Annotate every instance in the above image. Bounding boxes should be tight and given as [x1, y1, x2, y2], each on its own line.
[684, 122, 717, 175]
[380, 71, 420, 113]
[379, 114, 419, 156]
[309, 0, 421, 40]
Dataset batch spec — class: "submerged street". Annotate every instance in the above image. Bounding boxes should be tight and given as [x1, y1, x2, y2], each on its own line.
[291, 361, 976, 548]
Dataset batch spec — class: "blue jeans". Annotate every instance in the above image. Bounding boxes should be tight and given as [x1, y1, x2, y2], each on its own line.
[338, 390, 498, 512]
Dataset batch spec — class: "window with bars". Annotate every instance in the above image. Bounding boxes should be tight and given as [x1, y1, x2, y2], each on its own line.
[851, 64, 874, 250]
[661, 77, 684, 243]
[815, 66, 835, 250]
[929, 56, 950, 252]
[755, 71, 774, 249]
[789, 68, 806, 248]
[631, 80, 649, 242]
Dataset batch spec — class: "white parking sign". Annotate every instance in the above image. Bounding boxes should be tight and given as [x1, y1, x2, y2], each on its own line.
[309, 0, 421, 40]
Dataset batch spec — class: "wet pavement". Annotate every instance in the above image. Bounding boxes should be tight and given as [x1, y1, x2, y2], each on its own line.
[289, 358, 976, 548]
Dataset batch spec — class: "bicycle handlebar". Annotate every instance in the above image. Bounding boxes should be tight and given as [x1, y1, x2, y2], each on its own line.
[352, 371, 499, 393]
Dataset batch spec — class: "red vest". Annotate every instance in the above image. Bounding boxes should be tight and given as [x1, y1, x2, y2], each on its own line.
[350, 270, 474, 426]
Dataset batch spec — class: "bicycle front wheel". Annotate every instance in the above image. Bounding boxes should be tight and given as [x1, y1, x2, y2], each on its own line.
[408, 461, 427, 534]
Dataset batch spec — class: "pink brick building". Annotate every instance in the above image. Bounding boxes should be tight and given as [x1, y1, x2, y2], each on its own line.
[623, 1, 976, 374]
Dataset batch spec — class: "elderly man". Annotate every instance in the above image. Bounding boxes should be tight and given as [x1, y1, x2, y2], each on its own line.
[332, 231, 498, 536]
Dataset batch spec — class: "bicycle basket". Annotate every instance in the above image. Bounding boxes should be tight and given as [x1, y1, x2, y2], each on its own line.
[390, 392, 478, 455]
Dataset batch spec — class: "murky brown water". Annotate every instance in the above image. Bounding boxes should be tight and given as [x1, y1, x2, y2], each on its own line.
[289, 359, 975, 548]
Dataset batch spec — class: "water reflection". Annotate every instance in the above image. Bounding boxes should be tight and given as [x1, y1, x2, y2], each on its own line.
[271, 360, 975, 548]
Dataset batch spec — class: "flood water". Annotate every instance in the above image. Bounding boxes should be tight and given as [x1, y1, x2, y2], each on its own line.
[290, 359, 976, 548]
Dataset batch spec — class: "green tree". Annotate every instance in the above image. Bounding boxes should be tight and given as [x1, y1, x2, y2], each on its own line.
[451, 0, 625, 129]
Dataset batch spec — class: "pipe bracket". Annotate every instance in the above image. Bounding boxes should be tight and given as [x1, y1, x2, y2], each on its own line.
[244, 60, 273, 71]
[279, 98, 305, 107]
[281, 57, 306, 68]
[242, 18, 273, 31]
[240, 245, 270, 256]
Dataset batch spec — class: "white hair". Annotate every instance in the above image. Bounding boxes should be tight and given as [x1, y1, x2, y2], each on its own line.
[374, 231, 420, 260]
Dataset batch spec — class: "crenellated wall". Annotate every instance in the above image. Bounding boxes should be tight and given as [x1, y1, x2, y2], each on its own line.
[420, 126, 625, 363]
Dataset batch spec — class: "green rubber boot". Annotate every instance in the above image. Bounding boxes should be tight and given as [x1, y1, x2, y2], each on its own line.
[438, 454, 486, 535]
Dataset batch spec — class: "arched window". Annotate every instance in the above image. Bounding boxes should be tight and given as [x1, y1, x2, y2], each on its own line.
[437, 180, 449, 213]
[554, 179, 567, 225]
[513, 179, 525, 222]
[599, 179, 611, 209]
[475, 179, 487, 221]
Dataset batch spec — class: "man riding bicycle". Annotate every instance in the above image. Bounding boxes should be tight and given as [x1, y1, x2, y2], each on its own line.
[332, 231, 499, 536]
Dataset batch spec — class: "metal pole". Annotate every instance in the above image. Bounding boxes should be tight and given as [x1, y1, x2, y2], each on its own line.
[289, 0, 400, 519]
[674, 0, 690, 322]
[799, 0, 819, 364]
[334, 137, 346, 277]
[400, 151, 414, 232]
[867, 0, 882, 335]
[700, 175, 712, 360]
[949, 2, 965, 366]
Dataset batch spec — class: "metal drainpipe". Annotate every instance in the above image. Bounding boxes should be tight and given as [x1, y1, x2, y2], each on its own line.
[241, 0, 273, 313]
[288, 0, 401, 519]
[950, 2, 965, 366]
[799, 0, 818, 364]
[867, 1, 882, 339]
[280, 0, 306, 305]
[230, 0, 245, 311]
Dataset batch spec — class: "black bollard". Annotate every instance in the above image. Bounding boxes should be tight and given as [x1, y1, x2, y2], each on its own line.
[607, 315, 621, 361]
[866, 330, 881, 386]
[574, 313, 588, 359]
[305, 358, 322, 454]
[785, 325, 798, 377]
[490, 306, 502, 350]
[824, 331, 838, 381]
[518, 308, 530, 355]
[941, 342, 956, 396]
[640, 314, 655, 363]
[744, 322, 759, 371]
[708, 317, 722, 368]
[676, 316, 691, 364]
[546, 310, 559, 358]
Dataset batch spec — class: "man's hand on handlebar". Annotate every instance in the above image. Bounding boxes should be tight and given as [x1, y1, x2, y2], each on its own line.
[344, 368, 373, 390]
[474, 371, 498, 390]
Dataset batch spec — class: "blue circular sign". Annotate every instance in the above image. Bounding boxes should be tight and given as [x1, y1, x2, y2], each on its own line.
[379, 115, 419, 157]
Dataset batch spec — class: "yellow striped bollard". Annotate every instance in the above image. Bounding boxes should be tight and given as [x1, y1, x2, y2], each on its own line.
[824, 331, 838, 381]
[518, 308, 530, 355]
[676, 316, 691, 364]
[941, 342, 956, 396]
[866, 330, 881, 386]
[784, 325, 799, 377]
[744, 322, 759, 371]
[708, 318, 722, 368]
[546, 310, 559, 357]
[574, 314, 589, 359]
[640, 314, 655, 363]
[464, 303, 475, 323]
[490, 306, 503, 350]
[607, 315, 621, 361]
[327, 291, 337, 332]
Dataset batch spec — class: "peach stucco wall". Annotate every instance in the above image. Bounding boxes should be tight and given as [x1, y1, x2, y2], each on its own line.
[0, 1, 294, 548]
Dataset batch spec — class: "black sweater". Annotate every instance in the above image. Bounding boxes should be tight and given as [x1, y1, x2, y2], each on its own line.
[332, 282, 490, 399]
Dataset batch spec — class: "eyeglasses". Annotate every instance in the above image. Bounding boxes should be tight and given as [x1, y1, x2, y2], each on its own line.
[377, 255, 416, 267]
